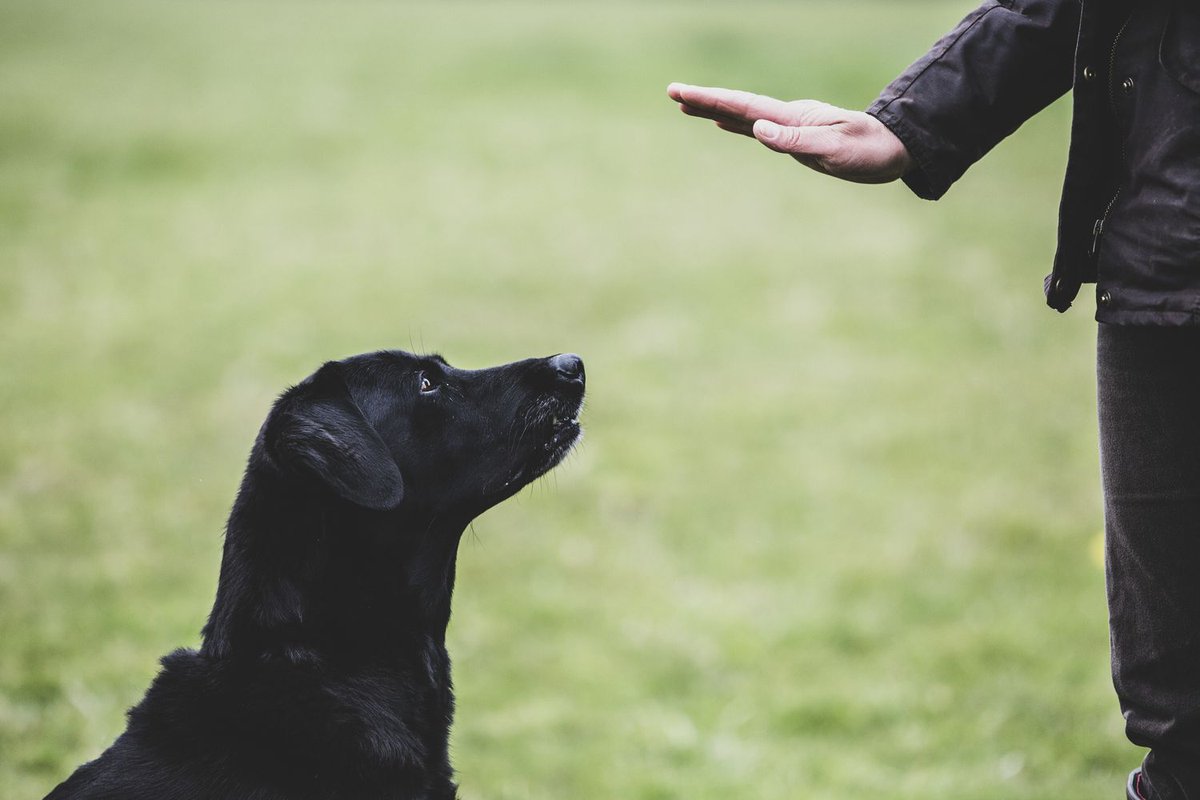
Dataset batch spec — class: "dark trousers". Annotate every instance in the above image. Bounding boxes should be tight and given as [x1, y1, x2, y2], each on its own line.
[1098, 324, 1200, 800]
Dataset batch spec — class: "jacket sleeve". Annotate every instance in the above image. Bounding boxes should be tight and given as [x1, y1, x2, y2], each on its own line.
[867, 0, 1081, 200]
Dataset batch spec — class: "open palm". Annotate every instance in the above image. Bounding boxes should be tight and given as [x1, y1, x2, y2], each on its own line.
[668, 83, 912, 184]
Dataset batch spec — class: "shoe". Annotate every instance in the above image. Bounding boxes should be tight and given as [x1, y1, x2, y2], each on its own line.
[1128, 768, 1147, 800]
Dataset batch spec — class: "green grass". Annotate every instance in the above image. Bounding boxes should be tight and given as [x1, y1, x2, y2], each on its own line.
[0, 2, 1132, 797]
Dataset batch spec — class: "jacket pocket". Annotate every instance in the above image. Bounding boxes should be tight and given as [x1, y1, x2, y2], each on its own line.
[1161, 1, 1200, 93]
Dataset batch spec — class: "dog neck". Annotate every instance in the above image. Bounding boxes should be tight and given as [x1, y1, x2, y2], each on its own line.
[201, 462, 472, 668]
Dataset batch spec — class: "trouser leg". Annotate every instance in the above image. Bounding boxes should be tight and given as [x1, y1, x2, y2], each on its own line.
[1098, 323, 1200, 800]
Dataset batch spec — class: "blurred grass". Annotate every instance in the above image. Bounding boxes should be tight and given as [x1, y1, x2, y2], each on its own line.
[0, 1, 1130, 797]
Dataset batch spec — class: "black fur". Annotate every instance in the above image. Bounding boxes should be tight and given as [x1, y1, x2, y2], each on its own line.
[45, 349, 586, 800]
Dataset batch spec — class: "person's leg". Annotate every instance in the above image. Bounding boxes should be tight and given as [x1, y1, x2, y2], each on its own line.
[1098, 323, 1200, 800]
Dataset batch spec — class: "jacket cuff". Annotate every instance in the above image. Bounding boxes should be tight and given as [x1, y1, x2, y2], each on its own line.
[866, 101, 946, 201]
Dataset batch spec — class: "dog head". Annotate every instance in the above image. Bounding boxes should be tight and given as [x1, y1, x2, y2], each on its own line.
[261, 350, 585, 517]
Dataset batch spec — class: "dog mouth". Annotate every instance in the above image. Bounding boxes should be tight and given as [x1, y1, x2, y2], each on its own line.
[541, 413, 582, 467]
[502, 397, 584, 490]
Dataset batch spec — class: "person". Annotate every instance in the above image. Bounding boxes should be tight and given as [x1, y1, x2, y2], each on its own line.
[669, 2, 1200, 798]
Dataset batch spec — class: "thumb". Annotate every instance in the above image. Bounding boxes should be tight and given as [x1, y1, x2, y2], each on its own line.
[753, 119, 831, 157]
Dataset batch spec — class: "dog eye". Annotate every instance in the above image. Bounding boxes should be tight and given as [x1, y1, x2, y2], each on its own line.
[418, 373, 437, 394]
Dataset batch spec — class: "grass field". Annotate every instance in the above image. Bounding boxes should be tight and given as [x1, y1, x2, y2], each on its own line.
[0, 2, 1133, 797]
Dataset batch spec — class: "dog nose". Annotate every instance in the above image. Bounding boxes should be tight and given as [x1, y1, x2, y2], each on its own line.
[549, 353, 584, 384]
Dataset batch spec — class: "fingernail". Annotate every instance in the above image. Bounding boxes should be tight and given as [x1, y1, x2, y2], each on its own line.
[755, 120, 780, 141]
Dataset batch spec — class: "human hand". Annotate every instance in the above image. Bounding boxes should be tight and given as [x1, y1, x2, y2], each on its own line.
[667, 83, 913, 184]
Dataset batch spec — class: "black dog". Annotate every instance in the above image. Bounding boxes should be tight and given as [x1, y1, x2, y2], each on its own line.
[45, 349, 585, 800]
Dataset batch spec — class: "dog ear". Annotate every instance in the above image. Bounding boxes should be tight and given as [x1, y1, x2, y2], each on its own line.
[266, 378, 404, 511]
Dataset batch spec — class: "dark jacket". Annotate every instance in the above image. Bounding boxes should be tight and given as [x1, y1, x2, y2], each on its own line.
[867, 0, 1200, 324]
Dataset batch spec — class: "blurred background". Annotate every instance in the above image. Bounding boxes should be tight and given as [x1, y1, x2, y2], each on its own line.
[0, 1, 1127, 797]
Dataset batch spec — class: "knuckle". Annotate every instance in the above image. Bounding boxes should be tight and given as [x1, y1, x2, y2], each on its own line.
[779, 128, 804, 150]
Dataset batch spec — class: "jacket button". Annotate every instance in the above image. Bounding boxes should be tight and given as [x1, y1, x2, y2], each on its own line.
[1121, 77, 1135, 92]
[1099, 290, 1112, 306]
[1082, 66, 1096, 80]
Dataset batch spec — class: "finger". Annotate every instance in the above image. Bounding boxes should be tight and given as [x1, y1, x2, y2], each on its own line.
[752, 119, 839, 158]
[678, 102, 724, 122]
[714, 119, 756, 138]
[681, 105, 753, 138]
[669, 84, 792, 124]
[681, 105, 758, 137]
[679, 103, 752, 130]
